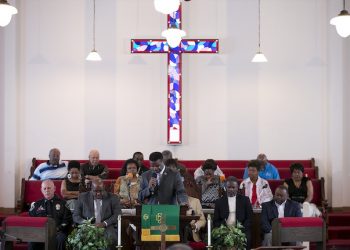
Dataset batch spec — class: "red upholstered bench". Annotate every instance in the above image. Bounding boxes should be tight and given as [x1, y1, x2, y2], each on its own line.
[17, 179, 63, 213]
[178, 158, 316, 169]
[17, 178, 116, 213]
[187, 168, 317, 179]
[109, 168, 120, 179]
[2, 216, 56, 250]
[272, 217, 326, 249]
[267, 179, 326, 207]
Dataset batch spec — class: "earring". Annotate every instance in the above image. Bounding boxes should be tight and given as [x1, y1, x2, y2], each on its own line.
[67, 174, 72, 179]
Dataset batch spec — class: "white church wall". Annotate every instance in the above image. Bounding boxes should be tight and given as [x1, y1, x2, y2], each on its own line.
[1, 0, 349, 207]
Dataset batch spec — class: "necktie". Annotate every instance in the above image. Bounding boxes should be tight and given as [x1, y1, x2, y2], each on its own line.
[46, 200, 53, 217]
[95, 199, 102, 223]
[251, 183, 257, 206]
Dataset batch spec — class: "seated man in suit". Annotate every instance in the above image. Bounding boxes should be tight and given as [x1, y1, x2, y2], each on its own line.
[73, 179, 122, 249]
[213, 176, 253, 250]
[29, 180, 72, 250]
[261, 185, 302, 246]
[139, 151, 188, 205]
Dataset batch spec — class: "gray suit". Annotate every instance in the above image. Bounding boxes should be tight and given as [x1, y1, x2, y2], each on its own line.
[73, 191, 122, 247]
[139, 168, 188, 205]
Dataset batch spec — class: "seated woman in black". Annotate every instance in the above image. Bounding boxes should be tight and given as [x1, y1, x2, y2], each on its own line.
[283, 163, 313, 203]
[60, 160, 81, 210]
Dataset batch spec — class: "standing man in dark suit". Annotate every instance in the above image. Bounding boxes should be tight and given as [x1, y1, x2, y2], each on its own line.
[73, 179, 122, 249]
[139, 151, 188, 205]
[261, 185, 302, 246]
[213, 176, 253, 250]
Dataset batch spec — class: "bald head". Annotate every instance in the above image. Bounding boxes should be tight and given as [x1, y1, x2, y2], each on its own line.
[49, 148, 60, 165]
[89, 149, 100, 167]
[257, 153, 268, 165]
[41, 180, 55, 200]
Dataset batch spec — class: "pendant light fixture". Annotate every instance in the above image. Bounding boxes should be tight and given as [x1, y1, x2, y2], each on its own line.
[330, 0, 350, 38]
[154, 0, 180, 15]
[252, 0, 268, 63]
[86, 0, 102, 61]
[162, 26, 186, 48]
[0, 0, 18, 27]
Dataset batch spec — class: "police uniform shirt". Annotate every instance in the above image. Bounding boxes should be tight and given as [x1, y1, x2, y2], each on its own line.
[29, 195, 72, 232]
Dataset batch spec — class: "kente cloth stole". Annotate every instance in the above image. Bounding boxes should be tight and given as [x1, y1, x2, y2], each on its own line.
[141, 205, 180, 241]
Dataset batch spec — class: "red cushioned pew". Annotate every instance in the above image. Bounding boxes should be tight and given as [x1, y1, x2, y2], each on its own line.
[17, 178, 115, 213]
[272, 217, 326, 250]
[186, 167, 318, 179]
[1, 216, 56, 250]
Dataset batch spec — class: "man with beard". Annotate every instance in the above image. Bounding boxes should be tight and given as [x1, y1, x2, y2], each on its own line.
[139, 151, 188, 205]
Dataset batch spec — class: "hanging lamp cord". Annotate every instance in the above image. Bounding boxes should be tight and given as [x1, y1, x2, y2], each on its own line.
[258, 0, 261, 51]
[93, 0, 96, 50]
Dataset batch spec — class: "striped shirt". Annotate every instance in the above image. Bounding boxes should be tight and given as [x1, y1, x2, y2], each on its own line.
[30, 161, 68, 180]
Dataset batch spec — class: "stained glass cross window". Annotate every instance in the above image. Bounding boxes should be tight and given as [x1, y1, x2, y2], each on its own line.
[131, 5, 219, 144]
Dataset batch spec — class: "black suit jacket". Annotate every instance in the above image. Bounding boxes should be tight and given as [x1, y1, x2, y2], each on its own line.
[261, 199, 302, 234]
[139, 168, 188, 205]
[213, 194, 253, 249]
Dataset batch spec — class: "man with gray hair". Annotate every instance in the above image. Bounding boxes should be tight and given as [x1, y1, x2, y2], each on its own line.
[29, 180, 72, 250]
[81, 149, 109, 183]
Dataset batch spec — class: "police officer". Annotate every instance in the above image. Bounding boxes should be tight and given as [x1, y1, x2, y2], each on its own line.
[29, 180, 72, 250]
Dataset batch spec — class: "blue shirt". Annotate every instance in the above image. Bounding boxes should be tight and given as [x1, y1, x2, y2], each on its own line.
[243, 162, 280, 180]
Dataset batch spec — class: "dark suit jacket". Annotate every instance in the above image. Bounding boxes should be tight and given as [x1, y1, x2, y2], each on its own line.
[139, 168, 188, 205]
[73, 191, 122, 227]
[213, 194, 253, 250]
[261, 199, 302, 234]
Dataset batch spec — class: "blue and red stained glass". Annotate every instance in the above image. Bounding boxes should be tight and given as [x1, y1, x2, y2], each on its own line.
[131, 5, 219, 144]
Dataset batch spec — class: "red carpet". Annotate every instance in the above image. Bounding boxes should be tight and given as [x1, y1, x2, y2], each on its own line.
[327, 212, 350, 250]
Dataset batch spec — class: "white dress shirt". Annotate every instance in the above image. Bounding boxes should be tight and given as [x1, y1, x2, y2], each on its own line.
[226, 196, 237, 226]
[157, 165, 166, 185]
[275, 200, 286, 218]
[240, 176, 273, 205]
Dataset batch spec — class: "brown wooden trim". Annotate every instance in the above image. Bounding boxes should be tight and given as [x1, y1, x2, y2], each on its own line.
[329, 207, 350, 211]
[315, 166, 319, 179]
[17, 178, 26, 213]
[28, 157, 37, 179]
[0, 207, 15, 214]
[311, 157, 316, 168]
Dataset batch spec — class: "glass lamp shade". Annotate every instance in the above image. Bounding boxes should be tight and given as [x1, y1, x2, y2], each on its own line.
[330, 10, 350, 38]
[0, 2, 18, 27]
[154, 0, 180, 15]
[162, 28, 186, 48]
[86, 50, 102, 61]
[251, 52, 268, 63]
